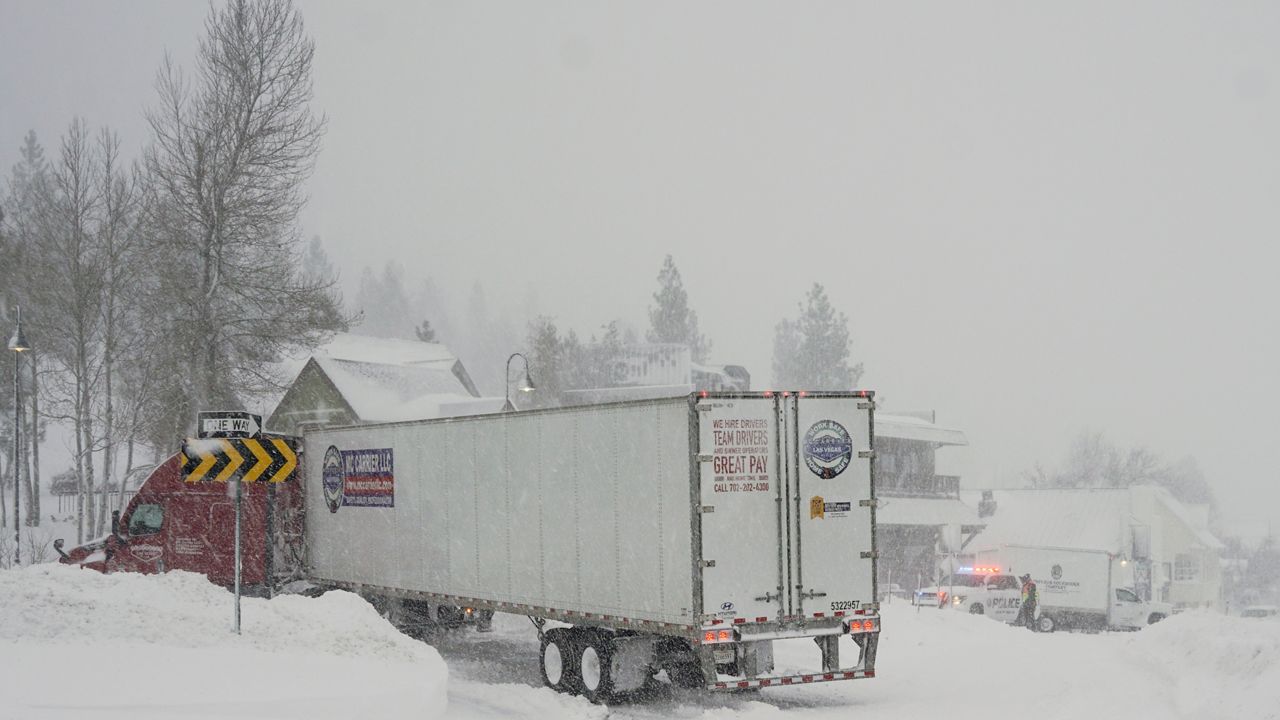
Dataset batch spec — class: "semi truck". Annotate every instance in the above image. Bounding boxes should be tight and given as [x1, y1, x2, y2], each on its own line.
[973, 544, 1171, 632]
[56, 391, 881, 702]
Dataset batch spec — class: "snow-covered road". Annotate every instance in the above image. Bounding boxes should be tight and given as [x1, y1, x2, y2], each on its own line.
[441, 603, 1278, 720]
[2, 566, 1276, 720]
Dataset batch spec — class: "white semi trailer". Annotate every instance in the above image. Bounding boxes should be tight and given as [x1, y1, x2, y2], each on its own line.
[304, 392, 881, 701]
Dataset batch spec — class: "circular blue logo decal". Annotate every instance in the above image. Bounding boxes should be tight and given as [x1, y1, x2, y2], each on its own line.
[803, 420, 853, 479]
[322, 445, 344, 513]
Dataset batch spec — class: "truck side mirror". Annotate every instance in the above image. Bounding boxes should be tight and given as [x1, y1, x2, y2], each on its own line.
[111, 510, 122, 539]
[53, 538, 69, 560]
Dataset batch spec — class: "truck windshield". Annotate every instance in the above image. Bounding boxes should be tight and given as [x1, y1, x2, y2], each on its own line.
[128, 504, 164, 536]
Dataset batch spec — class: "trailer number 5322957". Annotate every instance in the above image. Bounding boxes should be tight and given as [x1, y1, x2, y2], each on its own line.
[831, 600, 860, 611]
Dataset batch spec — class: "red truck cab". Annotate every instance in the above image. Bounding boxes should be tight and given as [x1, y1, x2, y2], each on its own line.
[56, 453, 304, 589]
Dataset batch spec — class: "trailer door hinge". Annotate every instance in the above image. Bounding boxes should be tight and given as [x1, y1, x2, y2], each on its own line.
[800, 589, 828, 600]
[857, 402, 874, 410]
[696, 404, 712, 412]
[700, 559, 716, 568]
[697, 453, 713, 463]
[858, 450, 874, 459]
[755, 590, 782, 603]
[861, 551, 879, 560]
[697, 505, 715, 514]
[859, 498, 879, 508]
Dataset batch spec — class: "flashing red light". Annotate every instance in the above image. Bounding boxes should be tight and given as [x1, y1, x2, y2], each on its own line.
[799, 390, 808, 397]
[699, 391, 709, 398]
[862, 619, 874, 631]
[704, 631, 715, 643]
[763, 390, 774, 398]
[782, 391, 792, 397]
[717, 630, 731, 641]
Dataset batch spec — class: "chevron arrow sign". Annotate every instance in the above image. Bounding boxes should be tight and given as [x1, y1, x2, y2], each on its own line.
[180, 437, 298, 484]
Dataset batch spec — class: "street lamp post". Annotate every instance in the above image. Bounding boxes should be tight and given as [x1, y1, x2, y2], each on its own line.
[502, 352, 536, 412]
[8, 306, 31, 565]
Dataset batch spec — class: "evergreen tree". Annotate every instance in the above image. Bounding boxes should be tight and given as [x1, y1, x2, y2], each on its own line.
[771, 283, 863, 390]
[647, 255, 710, 363]
[354, 263, 413, 338]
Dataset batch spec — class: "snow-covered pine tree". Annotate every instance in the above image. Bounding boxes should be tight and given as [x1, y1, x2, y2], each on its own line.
[646, 255, 711, 363]
[771, 283, 863, 390]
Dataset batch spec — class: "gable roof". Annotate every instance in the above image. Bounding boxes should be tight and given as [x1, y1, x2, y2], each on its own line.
[268, 333, 497, 427]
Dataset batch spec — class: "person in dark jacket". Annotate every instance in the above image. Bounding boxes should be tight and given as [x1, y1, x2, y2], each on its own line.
[1015, 573, 1039, 630]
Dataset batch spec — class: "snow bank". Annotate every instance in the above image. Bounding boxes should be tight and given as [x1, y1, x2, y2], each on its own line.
[1135, 609, 1280, 718]
[0, 564, 447, 719]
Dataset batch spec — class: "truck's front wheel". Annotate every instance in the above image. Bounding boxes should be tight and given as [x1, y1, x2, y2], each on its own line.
[969, 603, 984, 615]
[1148, 613, 1166, 625]
[1036, 615, 1056, 633]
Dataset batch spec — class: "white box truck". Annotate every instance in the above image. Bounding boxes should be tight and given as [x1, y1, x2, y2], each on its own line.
[974, 545, 1171, 632]
[304, 392, 881, 701]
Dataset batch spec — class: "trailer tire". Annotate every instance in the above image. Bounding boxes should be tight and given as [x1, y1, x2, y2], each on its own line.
[540, 628, 579, 694]
[577, 632, 617, 704]
[969, 603, 984, 615]
[1036, 615, 1056, 633]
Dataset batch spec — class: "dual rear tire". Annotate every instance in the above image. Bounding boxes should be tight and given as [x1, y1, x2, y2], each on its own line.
[539, 628, 619, 704]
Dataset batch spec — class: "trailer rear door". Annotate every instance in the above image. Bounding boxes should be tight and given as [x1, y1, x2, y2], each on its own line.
[786, 393, 877, 618]
[697, 395, 786, 623]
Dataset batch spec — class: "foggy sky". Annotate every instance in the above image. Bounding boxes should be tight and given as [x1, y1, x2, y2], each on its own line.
[2, 1, 1277, 536]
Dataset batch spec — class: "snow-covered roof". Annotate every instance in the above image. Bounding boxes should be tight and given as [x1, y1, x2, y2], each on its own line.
[316, 333, 458, 366]
[876, 496, 984, 528]
[268, 333, 500, 427]
[967, 489, 1130, 553]
[876, 413, 968, 446]
[965, 486, 1224, 554]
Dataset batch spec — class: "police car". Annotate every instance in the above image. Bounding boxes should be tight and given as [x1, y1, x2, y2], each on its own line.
[913, 567, 1024, 622]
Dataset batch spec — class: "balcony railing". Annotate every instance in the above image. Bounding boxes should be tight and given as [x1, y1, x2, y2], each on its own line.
[877, 474, 960, 498]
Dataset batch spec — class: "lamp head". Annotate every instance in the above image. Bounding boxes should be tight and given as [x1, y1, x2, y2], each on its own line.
[8, 324, 29, 353]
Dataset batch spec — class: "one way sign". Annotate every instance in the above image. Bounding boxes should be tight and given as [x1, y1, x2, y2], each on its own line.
[198, 411, 262, 439]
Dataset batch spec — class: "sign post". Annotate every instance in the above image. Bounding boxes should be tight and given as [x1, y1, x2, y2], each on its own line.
[190, 410, 270, 635]
[232, 473, 242, 634]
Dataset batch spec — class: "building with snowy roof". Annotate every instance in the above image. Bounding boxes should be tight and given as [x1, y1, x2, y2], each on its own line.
[266, 333, 504, 434]
[871, 411, 981, 595]
[962, 486, 1224, 610]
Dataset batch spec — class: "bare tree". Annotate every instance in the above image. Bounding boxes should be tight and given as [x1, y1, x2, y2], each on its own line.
[91, 129, 144, 537]
[25, 118, 106, 542]
[145, 0, 344, 429]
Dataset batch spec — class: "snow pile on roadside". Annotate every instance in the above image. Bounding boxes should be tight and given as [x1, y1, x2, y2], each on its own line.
[0, 564, 447, 719]
[1133, 610, 1280, 719]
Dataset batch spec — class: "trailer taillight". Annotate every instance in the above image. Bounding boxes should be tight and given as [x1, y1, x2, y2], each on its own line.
[702, 627, 738, 644]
